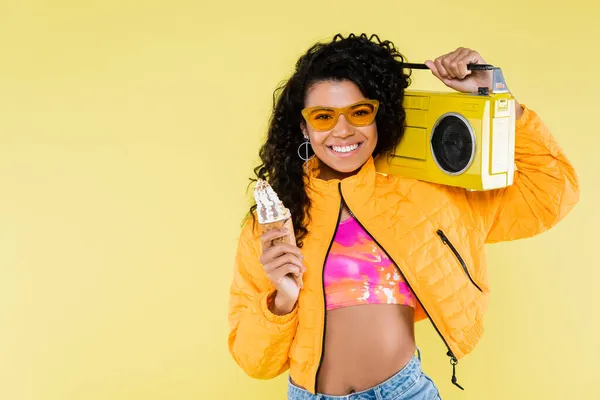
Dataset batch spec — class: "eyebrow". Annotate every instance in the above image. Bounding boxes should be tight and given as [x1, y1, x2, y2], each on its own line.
[312, 107, 335, 111]
[308, 100, 369, 110]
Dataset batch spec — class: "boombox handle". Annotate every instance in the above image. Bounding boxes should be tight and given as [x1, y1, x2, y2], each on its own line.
[401, 63, 510, 95]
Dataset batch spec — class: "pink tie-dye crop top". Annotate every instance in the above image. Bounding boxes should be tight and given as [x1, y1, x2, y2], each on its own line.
[324, 214, 416, 311]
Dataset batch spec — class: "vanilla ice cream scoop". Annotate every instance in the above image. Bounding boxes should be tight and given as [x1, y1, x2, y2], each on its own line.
[254, 179, 291, 224]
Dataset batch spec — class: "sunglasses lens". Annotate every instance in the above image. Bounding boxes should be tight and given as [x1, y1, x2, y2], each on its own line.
[347, 102, 377, 126]
[307, 109, 337, 131]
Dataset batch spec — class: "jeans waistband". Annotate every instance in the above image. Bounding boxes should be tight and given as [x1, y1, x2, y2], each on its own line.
[287, 354, 423, 399]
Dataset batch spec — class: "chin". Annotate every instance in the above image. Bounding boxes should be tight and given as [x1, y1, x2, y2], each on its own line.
[331, 161, 365, 174]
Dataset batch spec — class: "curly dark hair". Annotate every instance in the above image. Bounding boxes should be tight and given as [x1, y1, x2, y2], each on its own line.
[246, 33, 412, 247]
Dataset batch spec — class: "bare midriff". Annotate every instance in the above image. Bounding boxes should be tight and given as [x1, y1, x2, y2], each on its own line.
[315, 304, 415, 395]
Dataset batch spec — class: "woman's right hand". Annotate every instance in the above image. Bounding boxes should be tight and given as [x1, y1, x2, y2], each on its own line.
[259, 228, 306, 315]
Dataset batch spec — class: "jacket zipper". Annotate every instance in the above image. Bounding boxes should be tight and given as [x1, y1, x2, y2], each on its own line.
[436, 230, 483, 292]
[313, 193, 343, 394]
[313, 183, 465, 391]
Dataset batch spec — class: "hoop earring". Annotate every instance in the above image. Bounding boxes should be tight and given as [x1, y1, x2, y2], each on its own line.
[297, 136, 315, 173]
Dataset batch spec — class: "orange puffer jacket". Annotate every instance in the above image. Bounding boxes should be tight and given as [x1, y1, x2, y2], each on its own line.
[227, 105, 579, 394]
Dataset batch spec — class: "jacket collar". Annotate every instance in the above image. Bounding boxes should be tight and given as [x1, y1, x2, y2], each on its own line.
[304, 156, 378, 208]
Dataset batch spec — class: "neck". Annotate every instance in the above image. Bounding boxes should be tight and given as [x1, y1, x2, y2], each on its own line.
[317, 160, 359, 181]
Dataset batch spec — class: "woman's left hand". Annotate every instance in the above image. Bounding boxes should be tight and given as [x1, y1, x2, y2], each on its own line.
[425, 48, 493, 94]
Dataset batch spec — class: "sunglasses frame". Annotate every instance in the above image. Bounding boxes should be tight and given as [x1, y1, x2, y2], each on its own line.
[301, 99, 380, 132]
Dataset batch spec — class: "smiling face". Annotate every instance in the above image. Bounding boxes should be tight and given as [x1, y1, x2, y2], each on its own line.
[301, 80, 378, 181]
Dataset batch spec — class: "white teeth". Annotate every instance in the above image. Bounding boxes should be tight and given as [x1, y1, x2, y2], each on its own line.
[331, 143, 359, 153]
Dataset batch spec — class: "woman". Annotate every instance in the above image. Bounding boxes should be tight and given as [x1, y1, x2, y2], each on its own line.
[227, 33, 579, 399]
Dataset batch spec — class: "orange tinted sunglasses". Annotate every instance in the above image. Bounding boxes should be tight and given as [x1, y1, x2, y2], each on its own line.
[301, 99, 380, 132]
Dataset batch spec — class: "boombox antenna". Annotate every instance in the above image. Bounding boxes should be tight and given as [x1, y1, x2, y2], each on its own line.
[401, 63, 510, 94]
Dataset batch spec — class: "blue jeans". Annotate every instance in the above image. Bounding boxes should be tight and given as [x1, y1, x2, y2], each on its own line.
[287, 351, 441, 400]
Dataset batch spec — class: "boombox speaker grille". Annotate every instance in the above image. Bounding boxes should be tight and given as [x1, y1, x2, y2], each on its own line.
[431, 114, 475, 175]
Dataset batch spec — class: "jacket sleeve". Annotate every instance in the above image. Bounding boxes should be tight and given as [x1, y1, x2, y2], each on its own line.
[462, 104, 580, 243]
[227, 218, 298, 379]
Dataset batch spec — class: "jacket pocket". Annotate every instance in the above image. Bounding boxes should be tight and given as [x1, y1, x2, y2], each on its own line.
[436, 229, 483, 292]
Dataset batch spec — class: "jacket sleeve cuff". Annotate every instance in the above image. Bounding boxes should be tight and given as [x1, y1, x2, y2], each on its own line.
[257, 290, 298, 324]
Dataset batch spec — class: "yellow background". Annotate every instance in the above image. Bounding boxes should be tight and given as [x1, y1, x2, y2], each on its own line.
[1, 1, 598, 399]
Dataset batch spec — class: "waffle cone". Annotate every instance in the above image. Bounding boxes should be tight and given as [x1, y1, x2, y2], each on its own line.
[261, 218, 304, 288]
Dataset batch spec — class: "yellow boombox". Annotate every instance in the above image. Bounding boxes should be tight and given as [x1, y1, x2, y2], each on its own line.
[374, 65, 516, 191]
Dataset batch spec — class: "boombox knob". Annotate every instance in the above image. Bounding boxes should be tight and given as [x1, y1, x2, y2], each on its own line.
[477, 87, 490, 96]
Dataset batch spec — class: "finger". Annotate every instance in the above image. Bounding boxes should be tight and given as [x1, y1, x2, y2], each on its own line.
[466, 49, 485, 65]
[425, 60, 442, 80]
[448, 48, 472, 79]
[426, 60, 453, 86]
[464, 49, 491, 90]
[454, 48, 476, 79]
[263, 253, 305, 273]
[455, 58, 471, 80]
[434, 57, 450, 79]
[261, 243, 303, 263]
[272, 265, 302, 284]
[262, 254, 306, 273]
[441, 48, 467, 79]
[437, 49, 459, 78]
[462, 50, 487, 74]
[260, 228, 289, 249]
[295, 273, 304, 289]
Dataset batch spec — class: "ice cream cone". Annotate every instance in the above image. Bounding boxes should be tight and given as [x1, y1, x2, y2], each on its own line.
[260, 217, 303, 288]
[254, 179, 304, 289]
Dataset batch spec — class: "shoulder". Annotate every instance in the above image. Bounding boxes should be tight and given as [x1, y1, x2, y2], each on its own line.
[374, 172, 472, 208]
[374, 171, 447, 196]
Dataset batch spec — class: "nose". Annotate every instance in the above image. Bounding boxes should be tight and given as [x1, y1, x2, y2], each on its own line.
[332, 114, 353, 138]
